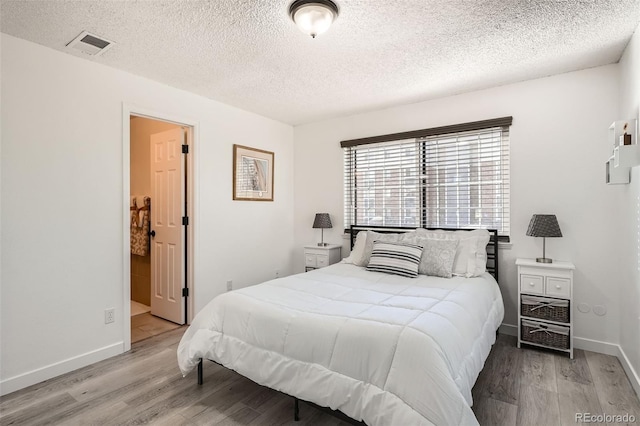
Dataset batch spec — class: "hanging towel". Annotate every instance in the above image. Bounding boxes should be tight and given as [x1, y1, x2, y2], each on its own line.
[131, 212, 149, 256]
[130, 198, 139, 228]
[131, 197, 150, 256]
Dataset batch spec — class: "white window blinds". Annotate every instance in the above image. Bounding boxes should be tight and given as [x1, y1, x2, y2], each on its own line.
[343, 118, 511, 236]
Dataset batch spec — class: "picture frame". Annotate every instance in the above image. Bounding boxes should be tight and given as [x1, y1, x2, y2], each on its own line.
[233, 144, 274, 201]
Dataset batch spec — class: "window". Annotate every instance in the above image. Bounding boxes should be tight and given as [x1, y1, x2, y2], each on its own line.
[342, 117, 511, 237]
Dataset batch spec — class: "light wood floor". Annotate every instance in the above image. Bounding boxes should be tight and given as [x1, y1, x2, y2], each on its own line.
[131, 312, 182, 344]
[1, 331, 638, 425]
[473, 335, 640, 425]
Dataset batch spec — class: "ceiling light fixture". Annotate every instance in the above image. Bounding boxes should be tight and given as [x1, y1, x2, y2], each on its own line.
[289, 0, 339, 38]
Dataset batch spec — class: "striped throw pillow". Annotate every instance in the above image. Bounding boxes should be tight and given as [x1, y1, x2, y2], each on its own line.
[366, 241, 423, 278]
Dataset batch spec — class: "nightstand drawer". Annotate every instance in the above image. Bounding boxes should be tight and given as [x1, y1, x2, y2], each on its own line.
[521, 295, 570, 323]
[521, 319, 570, 349]
[316, 254, 329, 267]
[303, 244, 342, 271]
[520, 274, 544, 294]
[546, 277, 571, 298]
[305, 254, 317, 267]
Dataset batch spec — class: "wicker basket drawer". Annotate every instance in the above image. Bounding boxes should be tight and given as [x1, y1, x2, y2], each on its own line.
[521, 295, 569, 323]
[521, 319, 570, 349]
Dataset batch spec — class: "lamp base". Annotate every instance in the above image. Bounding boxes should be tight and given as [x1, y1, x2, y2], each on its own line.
[317, 242, 329, 247]
[536, 257, 553, 263]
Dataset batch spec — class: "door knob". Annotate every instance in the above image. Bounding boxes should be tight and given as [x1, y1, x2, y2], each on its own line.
[149, 230, 156, 238]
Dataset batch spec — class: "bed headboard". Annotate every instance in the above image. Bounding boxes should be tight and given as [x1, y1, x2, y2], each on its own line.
[349, 225, 499, 283]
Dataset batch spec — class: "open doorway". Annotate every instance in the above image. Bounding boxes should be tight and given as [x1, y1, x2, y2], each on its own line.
[123, 107, 195, 348]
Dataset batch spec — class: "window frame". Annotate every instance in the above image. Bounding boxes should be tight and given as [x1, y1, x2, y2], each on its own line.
[342, 117, 512, 240]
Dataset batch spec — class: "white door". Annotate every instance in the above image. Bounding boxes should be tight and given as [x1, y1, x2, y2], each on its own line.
[150, 128, 185, 324]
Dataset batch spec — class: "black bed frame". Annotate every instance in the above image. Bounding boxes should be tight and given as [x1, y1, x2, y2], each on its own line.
[195, 225, 500, 424]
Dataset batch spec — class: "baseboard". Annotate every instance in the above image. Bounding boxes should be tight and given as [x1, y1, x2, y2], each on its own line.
[498, 323, 517, 336]
[573, 336, 619, 356]
[500, 324, 619, 354]
[618, 345, 640, 398]
[0, 342, 123, 396]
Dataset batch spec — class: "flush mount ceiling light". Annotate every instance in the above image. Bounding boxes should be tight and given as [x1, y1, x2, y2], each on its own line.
[289, 0, 339, 38]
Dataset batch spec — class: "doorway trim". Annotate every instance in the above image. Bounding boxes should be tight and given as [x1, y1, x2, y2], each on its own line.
[122, 103, 198, 352]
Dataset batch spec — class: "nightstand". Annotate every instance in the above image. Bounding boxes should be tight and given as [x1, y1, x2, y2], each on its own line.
[516, 258, 575, 358]
[304, 244, 342, 271]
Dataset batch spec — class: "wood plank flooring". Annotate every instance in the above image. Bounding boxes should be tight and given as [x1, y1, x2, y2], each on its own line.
[1, 331, 638, 425]
[131, 313, 182, 344]
[472, 335, 640, 426]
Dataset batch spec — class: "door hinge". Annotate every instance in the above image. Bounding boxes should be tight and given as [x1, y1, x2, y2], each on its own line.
[182, 216, 189, 226]
[182, 288, 189, 297]
[182, 144, 189, 154]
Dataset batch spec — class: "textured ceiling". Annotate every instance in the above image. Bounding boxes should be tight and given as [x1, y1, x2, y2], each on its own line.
[2, 0, 640, 125]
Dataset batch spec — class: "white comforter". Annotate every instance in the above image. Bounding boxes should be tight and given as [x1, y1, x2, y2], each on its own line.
[177, 263, 504, 426]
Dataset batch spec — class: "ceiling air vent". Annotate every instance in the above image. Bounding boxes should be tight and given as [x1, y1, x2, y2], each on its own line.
[66, 31, 114, 57]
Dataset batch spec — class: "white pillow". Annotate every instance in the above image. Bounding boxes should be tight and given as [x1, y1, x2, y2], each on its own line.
[398, 230, 419, 242]
[362, 231, 400, 266]
[342, 231, 367, 265]
[413, 229, 490, 277]
[471, 231, 490, 276]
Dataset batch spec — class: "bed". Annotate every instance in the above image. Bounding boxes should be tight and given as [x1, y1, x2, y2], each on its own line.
[177, 226, 504, 425]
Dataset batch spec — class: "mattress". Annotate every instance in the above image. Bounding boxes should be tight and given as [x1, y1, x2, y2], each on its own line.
[177, 263, 504, 425]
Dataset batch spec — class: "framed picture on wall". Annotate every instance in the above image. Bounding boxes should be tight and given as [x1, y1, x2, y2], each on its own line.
[233, 144, 274, 201]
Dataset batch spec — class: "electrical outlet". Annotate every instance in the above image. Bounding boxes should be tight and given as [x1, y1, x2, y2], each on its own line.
[226, 280, 233, 291]
[593, 305, 607, 316]
[105, 308, 115, 324]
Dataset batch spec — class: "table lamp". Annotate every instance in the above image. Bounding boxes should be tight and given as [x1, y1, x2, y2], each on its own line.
[526, 214, 562, 263]
[313, 213, 332, 246]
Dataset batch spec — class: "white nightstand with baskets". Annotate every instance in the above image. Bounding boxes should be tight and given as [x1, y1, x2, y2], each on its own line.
[304, 244, 342, 271]
[516, 258, 575, 358]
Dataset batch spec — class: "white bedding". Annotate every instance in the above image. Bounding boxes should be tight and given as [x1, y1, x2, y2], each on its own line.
[177, 263, 504, 426]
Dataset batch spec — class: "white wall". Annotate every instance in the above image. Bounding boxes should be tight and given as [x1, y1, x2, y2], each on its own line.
[0, 34, 295, 394]
[293, 65, 623, 348]
[618, 22, 640, 391]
